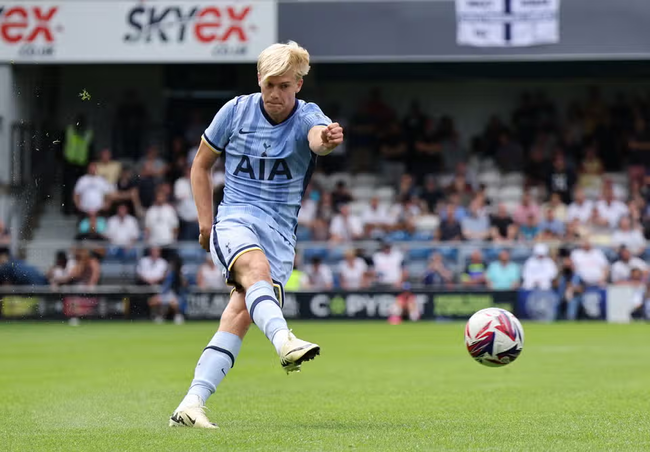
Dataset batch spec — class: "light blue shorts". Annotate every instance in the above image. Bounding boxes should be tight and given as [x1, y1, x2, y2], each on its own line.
[209, 213, 294, 304]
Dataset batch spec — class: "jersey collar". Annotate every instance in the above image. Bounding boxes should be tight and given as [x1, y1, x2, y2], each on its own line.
[259, 97, 299, 126]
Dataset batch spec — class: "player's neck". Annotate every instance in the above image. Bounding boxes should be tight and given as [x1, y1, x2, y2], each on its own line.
[264, 106, 291, 125]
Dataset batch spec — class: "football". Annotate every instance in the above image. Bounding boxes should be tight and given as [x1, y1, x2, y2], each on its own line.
[465, 308, 524, 367]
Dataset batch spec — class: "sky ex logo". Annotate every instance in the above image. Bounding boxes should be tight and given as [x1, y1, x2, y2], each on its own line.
[0, 6, 58, 43]
[124, 5, 254, 45]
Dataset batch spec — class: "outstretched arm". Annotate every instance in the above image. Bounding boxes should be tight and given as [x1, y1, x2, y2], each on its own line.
[308, 123, 344, 156]
[191, 142, 219, 252]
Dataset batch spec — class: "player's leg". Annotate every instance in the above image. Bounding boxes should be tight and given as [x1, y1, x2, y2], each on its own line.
[170, 290, 250, 428]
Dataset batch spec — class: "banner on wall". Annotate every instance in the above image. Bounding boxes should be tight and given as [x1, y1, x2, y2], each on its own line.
[0, 1, 277, 63]
[516, 288, 607, 321]
[456, 0, 560, 48]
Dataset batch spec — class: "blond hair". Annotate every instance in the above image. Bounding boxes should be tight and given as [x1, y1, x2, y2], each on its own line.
[257, 41, 310, 82]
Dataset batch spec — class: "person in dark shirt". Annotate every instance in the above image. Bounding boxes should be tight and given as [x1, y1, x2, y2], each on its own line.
[331, 181, 353, 212]
[422, 253, 454, 287]
[437, 205, 463, 241]
[410, 118, 442, 183]
[490, 203, 518, 242]
[420, 175, 445, 213]
[546, 153, 576, 204]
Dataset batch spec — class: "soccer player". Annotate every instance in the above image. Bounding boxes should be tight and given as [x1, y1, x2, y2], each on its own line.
[169, 41, 344, 429]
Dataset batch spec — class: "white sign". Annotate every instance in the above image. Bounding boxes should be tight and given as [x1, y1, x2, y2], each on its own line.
[456, 0, 560, 47]
[0, 1, 277, 63]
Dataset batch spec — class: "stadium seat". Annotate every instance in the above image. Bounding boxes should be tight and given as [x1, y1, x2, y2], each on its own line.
[413, 215, 440, 232]
[348, 201, 367, 216]
[351, 186, 375, 201]
[498, 185, 524, 202]
[478, 170, 500, 186]
[407, 247, 433, 260]
[351, 173, 378, 188]
[375, 186, 396, 202]
[411, 230, 434, 241]
[502, 172, 524, 186]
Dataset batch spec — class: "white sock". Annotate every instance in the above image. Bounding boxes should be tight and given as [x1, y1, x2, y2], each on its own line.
[245, 281, 289, 354]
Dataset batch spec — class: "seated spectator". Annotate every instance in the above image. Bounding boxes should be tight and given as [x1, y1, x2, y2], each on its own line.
[564, 218, 586, 241]
[486, 250, 521, 290]
[518, 214, 540, 242]
[388, 283, 421, 324]
[512, 190, 540, 225]
[338, 249, 369, 290]
[389, 195, 422, 235]
[438, 194, 467, 221]
[138, 145, 168, 183]
[542, 192, 568, 223]
[113, 168, 142, 217]
[577, 145, 604, 192]
[145, 189, 179, 247]
[596, 184, 629, 228]
[521, 243, 558, 290]
[73, 162, 114, 216]
[611, 246, 649, 284]
[538, 208, 565, 240]
[379, 121, 408, 188]
[524, 145, 550, 188]
[137, 247, 168, 286]
[312, 192, 335, 241]
[447, 173, 474, 207]
[611, 216, 646, 255]
[567, 187, 593, 224]
[76, 214, 108, 242]
[148, 256, 187, 324]
[331, 181, 353, 212]
[304, 256, 334, 290]
[105, 203, 140, 256]
[138, 161, 159, 209]
[174, 165, 199, 241]
[196, 255, 227, 290]
[329, 204, 363, 243]
[0, 219, 11, 253]
[490, 204, 518, 243]
[460, 250, 486, 287]
[95, 148, 122, 185]
[398, 173, 420, 200]
[546, 153, 576, 205]
[437, 205, 463, 241]
[47, 251, 75, 287]
[362, 197, 392, 239]
[570, 238, 609, 288]
[461, 201, 490, 242]
[59, 248, 101, 287]
[0, 249, 48, 286]
[495, 129, 524, 173]
[422, 253, 454, 287]
[372, 241, 406, 289]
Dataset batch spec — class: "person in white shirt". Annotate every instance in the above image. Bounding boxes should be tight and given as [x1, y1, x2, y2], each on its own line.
[145, 190, 179, 246]
[196, 255, 227, 290]
[566, 188, 593, 224]
[304, 257, 334, 290]
[596, 187, 629, 228]
[570, 239, 609, 287]
[137, 246, 168, 285]
[611, 246, 649, 283]
[106, 203, 140, 249]
[611, 216, 646, 256]
[521, 243, 558, 290]
[361, 197, 392, 239]
[338, 249, 369, 290]
[329, 204, 364, 242]
[174, 166, 199, 241]
[372, 242, 406, 288]
[73, 162, 114, 215]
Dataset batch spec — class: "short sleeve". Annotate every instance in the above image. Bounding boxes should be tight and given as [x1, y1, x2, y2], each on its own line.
[202, 98, 237, 154]
[301, 102, 331, 137]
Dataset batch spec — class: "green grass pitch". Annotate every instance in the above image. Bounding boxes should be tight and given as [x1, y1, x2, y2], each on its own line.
[1, 321, 649, 451]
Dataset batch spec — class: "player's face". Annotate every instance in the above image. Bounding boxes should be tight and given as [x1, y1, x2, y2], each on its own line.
[259, 71, 303, 119]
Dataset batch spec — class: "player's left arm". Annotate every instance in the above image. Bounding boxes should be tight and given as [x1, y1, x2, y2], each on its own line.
[308, 123, 344, 156]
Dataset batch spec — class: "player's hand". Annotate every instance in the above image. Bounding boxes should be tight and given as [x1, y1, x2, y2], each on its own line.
[321, 123, 344, 149]
[198, 232, 210, 253]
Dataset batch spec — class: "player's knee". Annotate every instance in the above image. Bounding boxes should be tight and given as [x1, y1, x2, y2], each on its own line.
[238, 257, 272, 289]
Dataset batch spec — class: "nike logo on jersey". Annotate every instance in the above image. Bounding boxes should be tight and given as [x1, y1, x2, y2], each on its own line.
[239, 128, 255, 135]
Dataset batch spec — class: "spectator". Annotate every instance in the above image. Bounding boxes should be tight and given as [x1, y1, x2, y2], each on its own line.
[388, 283, 420, 324]
[460, 250, 486, 287]
[95, 148, 122, 185]
[372, 241, 406, 289]
[397, 173, 419, 200]
[546, 153, 576, 204]
[312, 192, 335, 241]
[512, 191, 541, 225]
[379, 121, 408, 188]
[420, 175, 445, 213]
[60, 248, 101, 287]
[0, 219, 11, 253]
[196, 255, 227, 290]
[564, 218, 586, 241]
[304, 256, 334, 290]
[138, 145, 168, 183]
[174, 166, 199, 241]
[48, 251, 75, 287]
[298, 188, 319, 232]
[521, 243, 558, 290]
[495, 129, 524, 173]
[76, 214, 108, 242]
[338, 249, 369, 290]
[331, 181, 353, 212]
[168, 154, 188, 186]
[525, 142, 550, 188]
[0, 249, 48, 286]
[148, 256, 187, 324]
[329, 204, 363, 243]
[105, 203, 140, 256]
[145, 189, 179, 247]
[596, 184, 629, 228]
[570, 239, 609, 288]
[538, 208, 565, 240]
[439, 194, 467, 221]
[447, 173, 474, 207]
[577, 145, 604, 192]
[137, 247, 168, 286]
[73, 162, 114, 216]
[113, 168, 142, 217]
[389, 195, 421, 235]
[138, 160, 159, 210]
[567, 188, 594, 224]
[542, 192, 568, 223]
[62, 114, 94, 215]
[486, 250, 521, 290]
[411, 118, 443, 181]
[461, 201, 490, 242]
[361, 196, 392, 239]
[555, 251, 582, 320]
[611, 246, 649, 284]
[490, 204, 518, 243]
[611, 216, 646, 255]
[627, 116, 650, 186]
[422, 253, 453, 287]
[518, 214, 540, 242]
[437, 205, 463, 242]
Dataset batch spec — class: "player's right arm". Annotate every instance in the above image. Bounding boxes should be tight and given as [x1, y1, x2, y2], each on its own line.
[192, 143, 219, 252]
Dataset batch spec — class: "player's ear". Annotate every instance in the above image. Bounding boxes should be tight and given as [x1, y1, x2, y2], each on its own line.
[295, 78, 304, 93]
[257, 73, 262, 87]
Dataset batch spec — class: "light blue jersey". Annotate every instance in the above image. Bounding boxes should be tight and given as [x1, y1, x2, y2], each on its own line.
[203, 93, 331, 288]
[202, 93, 331, 243]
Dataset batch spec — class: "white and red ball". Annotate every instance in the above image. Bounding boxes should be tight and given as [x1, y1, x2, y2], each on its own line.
[464, 308, 524, 367]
